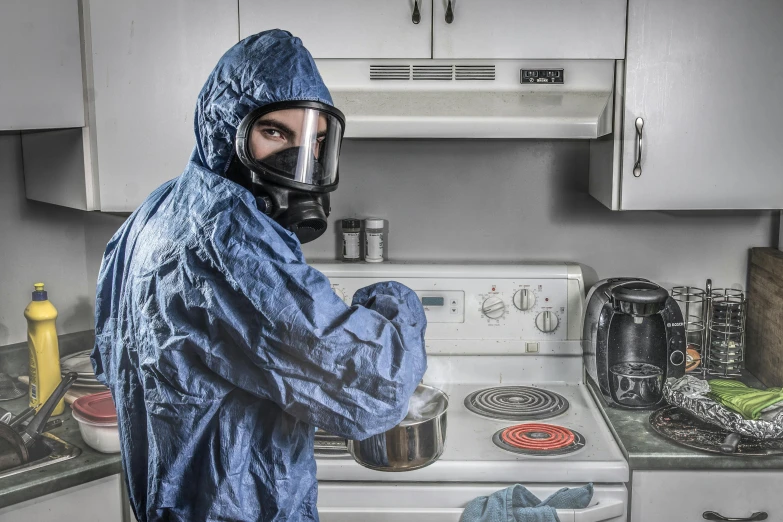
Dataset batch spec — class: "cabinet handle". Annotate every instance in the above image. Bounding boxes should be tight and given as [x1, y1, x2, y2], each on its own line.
[703, 511, 768, 521]
[445, 0, 454, 23]
[412, 0, 421, 24]
[633, 117, 644, 177]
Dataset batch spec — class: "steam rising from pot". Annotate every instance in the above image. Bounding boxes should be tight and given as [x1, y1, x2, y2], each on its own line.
[401, 385, 448, 425]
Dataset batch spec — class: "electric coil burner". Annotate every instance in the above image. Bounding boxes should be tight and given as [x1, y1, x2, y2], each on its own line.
[492, 423, 586, 456]
[464, 386, 569, 421]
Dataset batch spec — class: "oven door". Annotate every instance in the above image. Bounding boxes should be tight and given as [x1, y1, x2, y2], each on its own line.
[318, 483, 627, 522]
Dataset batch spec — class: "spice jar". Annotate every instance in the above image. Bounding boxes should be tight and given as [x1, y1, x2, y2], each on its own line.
[340, 218, 361, 263]
[364, 218, 385, 263]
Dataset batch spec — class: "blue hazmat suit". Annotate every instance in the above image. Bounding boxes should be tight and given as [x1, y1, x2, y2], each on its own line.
[91, 30, 428, 522]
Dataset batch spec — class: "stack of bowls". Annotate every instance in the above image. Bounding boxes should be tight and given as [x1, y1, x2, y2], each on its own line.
[60, 350, 108, 391]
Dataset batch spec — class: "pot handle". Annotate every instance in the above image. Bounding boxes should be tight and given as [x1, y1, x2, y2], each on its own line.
[20, 372, 78, 447]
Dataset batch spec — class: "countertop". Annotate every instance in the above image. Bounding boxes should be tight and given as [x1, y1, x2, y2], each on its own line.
[588, 372, 783, 472]
[0, 394, 123, 509]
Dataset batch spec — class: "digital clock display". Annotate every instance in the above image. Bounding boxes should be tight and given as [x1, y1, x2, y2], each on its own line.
[421, 297, 445, 307]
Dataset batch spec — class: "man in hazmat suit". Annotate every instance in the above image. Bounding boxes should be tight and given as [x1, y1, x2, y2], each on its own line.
[91, 30, 427, 522]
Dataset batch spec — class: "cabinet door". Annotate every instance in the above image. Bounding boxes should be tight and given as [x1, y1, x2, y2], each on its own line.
[240, 0, 432, 59]
[621, 0, 783, 210]
[0, 0, 84, 130]
[432, 0, 626, 59]
[88, 1, 238, 212]
[0, 476, 123, 522]
[631, 470, 782, 522]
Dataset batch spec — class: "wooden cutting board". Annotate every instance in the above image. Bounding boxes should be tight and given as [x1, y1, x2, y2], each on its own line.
[17, 376, 103, 405]
[746, 247, 783, 387]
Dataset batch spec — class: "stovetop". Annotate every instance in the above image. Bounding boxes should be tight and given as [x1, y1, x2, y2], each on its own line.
[315, 357, 629, 484]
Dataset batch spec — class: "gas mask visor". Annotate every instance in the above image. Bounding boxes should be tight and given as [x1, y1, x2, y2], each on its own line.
[235, 100, 345, 192]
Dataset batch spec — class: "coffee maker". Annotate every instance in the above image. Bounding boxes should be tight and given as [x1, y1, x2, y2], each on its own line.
[583, 278, 686, 409]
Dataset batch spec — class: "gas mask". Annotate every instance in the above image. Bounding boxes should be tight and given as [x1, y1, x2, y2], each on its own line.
[229, 100, 345, 243]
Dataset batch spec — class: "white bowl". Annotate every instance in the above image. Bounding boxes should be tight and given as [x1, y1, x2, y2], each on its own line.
[71, 409, 121, 453]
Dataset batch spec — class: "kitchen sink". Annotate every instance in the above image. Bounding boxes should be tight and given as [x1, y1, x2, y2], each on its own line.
[0, 433, 81, 480]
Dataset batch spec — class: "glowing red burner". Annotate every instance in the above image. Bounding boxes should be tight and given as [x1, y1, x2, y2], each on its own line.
[493, 423, 585, 456]
[501, 423, 575, 450]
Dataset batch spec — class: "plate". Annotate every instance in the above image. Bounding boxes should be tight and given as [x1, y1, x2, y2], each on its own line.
[74, 382, 102, 388]
[649, 406, 783, 456]
[73, 378, 101, 385]
[60, 350, 95, 375]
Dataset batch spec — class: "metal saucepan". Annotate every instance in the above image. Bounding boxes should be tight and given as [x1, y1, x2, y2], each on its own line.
[0, 372, 78, 472]
[348, 384, 448, 472]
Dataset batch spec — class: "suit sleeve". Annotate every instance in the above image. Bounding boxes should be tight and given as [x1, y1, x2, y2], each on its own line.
[188, 214, 427, 440]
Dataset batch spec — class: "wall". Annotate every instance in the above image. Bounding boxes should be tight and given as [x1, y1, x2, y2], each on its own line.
[0, 133, 92, 345]
[302, 140, 775, 290]
[78, 140, 775, 319]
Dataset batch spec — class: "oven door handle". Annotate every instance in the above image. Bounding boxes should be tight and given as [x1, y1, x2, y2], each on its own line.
[319, 508, 463, 521]
[571, 499, 626, 522]
[319, 499, 625, 522]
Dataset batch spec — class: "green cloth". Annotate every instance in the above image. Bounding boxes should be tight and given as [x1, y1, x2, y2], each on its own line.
[707, 379, 783, 420]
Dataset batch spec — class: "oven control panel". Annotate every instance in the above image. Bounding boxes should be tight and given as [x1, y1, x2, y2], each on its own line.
[415, 290, 465, 323]
[316, 263, 584, 346]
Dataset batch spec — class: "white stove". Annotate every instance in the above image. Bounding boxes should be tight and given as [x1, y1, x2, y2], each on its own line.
[311, 263, 629, 522]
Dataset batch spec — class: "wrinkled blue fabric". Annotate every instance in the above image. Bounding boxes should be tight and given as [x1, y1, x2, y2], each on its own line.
[91, 29, 427, 522]
[459, 484, 594, 522]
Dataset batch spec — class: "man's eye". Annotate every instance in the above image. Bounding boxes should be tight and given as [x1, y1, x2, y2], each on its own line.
[262, 128, 285, 140]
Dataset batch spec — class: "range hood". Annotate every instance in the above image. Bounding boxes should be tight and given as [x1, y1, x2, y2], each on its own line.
[316, 59, 617, 139]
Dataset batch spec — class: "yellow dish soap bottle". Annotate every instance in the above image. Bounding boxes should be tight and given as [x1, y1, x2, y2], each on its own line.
[24, 283, 64, 416]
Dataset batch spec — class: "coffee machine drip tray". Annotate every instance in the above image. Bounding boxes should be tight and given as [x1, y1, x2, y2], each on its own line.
[464, 386, 569, 421]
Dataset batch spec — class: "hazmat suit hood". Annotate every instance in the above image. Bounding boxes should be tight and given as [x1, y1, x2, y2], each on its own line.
[193, 30, 343, 244]
[191, 29, 334, 177]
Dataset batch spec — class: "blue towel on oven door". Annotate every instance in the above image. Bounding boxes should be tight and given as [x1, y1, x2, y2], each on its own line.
[459, 483, 593, 522]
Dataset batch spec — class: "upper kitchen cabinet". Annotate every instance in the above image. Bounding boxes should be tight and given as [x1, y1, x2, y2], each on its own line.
[590, 0, 783, 210]
[88, 0, 238, 211]
[0, 0, 84, 130]
[432, 0, 626, 59]
[22, 0, 238, 212]
[239, 0, 432, 59]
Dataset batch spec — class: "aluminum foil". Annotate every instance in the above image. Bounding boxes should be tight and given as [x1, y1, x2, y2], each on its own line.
[664, 377, 783, 440]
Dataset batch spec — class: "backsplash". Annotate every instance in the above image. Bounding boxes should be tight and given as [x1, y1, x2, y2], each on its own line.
[301, 139, 775, 290]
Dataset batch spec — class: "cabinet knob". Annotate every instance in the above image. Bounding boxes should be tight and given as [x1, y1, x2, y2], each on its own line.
[633, 117, 644, 177]
[412, 0, 421, 24]
[703, 511, 768, 521]
[445, 0, 454, 23]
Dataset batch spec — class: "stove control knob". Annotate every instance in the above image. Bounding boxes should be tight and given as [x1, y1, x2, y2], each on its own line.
[482, 296, 506, 319]
[513, 289, 536, 311]
[535, 311, 559, 333]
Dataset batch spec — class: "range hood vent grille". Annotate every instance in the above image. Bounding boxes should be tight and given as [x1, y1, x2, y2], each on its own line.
[455, 65, 496, 80]
[413, 65, 453, 80]
[370, 64, 496, 81]
[369, 65, 411, 80]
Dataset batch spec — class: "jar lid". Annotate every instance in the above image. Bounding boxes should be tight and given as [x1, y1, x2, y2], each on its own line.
[72, 390, 117, 424]
[341, 218, 361, 229]
[364, 218, 384, 229]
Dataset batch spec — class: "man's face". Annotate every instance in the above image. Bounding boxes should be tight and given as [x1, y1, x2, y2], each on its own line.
[250, 108, 328, 161]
